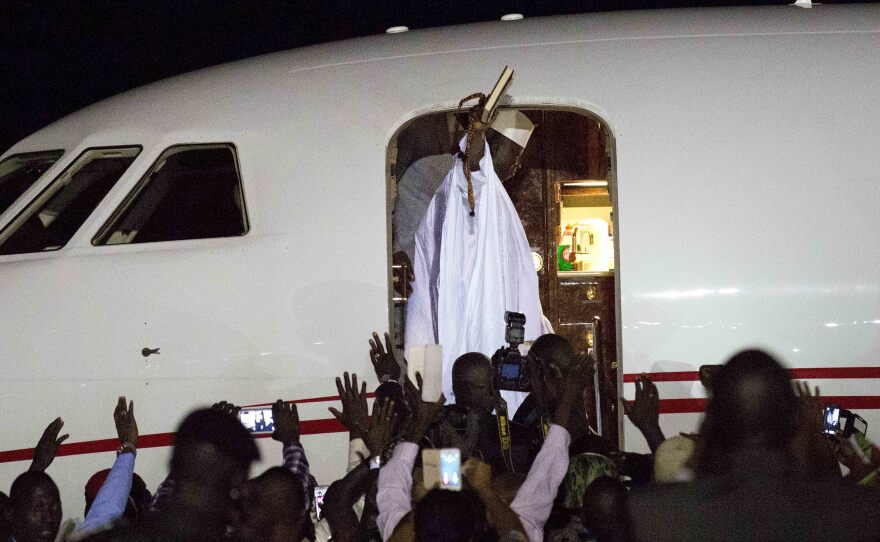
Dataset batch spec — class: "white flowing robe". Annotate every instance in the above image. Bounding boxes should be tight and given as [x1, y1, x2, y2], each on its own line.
[405, 140, 545, 413]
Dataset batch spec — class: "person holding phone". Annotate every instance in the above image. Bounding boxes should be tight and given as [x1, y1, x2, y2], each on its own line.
[376, 375, 526, 542]
[377, 361, 590, 542]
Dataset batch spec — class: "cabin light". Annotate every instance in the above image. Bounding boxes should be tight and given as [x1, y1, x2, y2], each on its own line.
[563, 180, 608, 187]
[501, 13, 524, 21]
[791, 0, 820, 8]
[792, 348, 801, 353]
[824, 322, 839, 327]
[386, 26, 409, 34]
[717, 288, 739, 295]
[644, 288, 713, 299]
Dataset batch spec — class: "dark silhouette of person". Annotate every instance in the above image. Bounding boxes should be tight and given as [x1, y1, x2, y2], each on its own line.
[440, 352, 540, 473]
[84, 408, 260, 542]
[8, 471, 62, 542]
[626, 349, 880, 541]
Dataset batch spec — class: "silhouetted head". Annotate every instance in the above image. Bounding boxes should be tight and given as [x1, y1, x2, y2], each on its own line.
[10, 471, 61, 542]
[529, 334, 577, 402]
[169, 408, 260, 521]
[582, 476, 626, 540]
[452, 352, 496, 413]
[696, 349, 796, 476]
[239, 467, 307, 542]
[0, 491, 12, 541]
[414, 488, 493, 542]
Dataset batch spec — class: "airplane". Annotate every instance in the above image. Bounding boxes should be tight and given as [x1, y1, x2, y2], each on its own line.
[0, 3, 878, 515]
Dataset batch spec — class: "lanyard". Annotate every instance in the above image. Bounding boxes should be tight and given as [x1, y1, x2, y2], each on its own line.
[495, 398, 516, 473]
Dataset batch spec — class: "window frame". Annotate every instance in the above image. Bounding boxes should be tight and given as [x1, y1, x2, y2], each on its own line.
[0, 146, 142, 254]
[91, 143, 249, 247]
[0, 149, 66, 215]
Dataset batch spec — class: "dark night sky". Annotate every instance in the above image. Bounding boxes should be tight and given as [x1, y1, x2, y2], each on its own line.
[0, 0, 864, 154]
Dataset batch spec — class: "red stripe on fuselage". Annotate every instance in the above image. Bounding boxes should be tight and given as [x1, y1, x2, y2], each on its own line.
[623, 366, 880, 383]
[2, 372, 879, 463]
[0, 418, 345, 463]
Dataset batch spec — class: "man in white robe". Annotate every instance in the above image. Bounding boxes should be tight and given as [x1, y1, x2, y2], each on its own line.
[405, 109, 545, 414]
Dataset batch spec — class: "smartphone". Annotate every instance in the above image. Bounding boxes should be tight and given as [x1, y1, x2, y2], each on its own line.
[823, 405, 841, 435]
[439, 448, 462, 490]
[421, 448, 462, 491]
[238, 406, 275, 434]
[852, 414, 868, 437]
[313, 485, 328, 520]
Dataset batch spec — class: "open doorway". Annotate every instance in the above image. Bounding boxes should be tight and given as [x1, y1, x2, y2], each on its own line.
[387, 107, 620, 443]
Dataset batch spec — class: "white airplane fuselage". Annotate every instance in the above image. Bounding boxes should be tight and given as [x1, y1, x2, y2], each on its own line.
[1, 5, 878, 516]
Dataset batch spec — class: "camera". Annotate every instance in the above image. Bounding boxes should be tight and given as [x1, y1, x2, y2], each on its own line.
[492, 311, 531, 392]
[823, 404, 868, 438]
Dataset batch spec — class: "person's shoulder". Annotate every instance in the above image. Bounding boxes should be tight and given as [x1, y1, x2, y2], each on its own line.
[627, 480, 708, 515]
[626, 482, 709, 542]
[818, 476, 880, 508]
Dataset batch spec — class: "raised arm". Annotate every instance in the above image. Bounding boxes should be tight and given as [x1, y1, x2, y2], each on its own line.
[621, 375, 665, 454]
[29, 417, 69, 473]
[464, 458, 525, 539]
[511, 360, 590, 542]
[369, 332, 403, 384]
[274, 399, 316, 503]
[73, 397, 138, 538]
[377, 374, 445, 541]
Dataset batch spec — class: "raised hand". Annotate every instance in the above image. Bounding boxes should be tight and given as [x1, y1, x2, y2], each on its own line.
[114, 396, 138, 449]
[554, 360, 589, 431]
[328, 372, 370, 440]
[30, 417, 69, 472]
[621, 374, 665, 453]
[360, 398, 397, 456]
[462, 457, 493, 494]
[793, 380, 823, 434]
[404, 372, 445, 443]
[369, 332, 401, 382]
[621, 375, 660, 434]
[272, 399, 301, 446]
[211, 400, 242, 418]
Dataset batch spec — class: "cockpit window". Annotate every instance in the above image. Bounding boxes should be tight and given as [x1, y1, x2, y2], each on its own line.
[0, 147, 140, 255]
[94, 144, 248, 246]
[0, 150, 64, 216]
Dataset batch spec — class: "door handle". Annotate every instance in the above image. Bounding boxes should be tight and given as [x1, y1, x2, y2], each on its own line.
[141, 347, 160, 357]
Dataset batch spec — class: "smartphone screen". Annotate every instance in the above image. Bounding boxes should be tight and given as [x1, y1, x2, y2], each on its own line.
[239, 407, 275, 434]
[313, 485, 328, 520]
[823, 406, 841, 435]
[439, 448, 462, 491]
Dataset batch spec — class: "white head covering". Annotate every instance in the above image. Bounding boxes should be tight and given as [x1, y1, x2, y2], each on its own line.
[653, 435, 696, 483]
[491, 109, 534, 148]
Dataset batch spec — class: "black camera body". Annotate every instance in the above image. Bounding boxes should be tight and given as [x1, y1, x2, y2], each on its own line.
[492, 312, 531, 392]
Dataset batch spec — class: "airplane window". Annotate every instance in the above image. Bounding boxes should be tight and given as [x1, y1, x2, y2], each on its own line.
[94, 144, 248, 246]
[0, 147, 140, 255]
[0, 150, 64, 216]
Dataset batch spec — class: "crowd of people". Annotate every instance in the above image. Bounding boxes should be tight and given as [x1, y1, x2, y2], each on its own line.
[3, 332, 880, 542]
